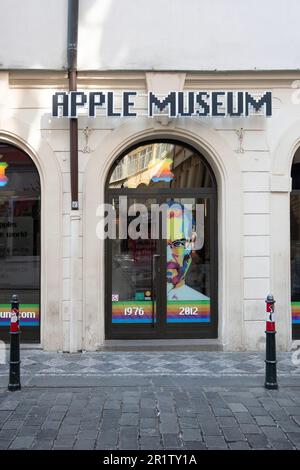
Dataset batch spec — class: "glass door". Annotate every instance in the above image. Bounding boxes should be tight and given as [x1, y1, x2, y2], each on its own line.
[105, 194, 217, 339]
[105, 196, 163, 338]
[163, 196, 216, 337]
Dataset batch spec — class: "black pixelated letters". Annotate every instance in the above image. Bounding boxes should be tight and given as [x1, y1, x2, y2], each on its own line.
[227, 92, 244, 116]
[178, 92, 194, 116]
[212, 92, 225, 116]
[196, 92, 210, 116]
[52, 92, 69, 117]
[245, 92, 272, 116]
[107, 92, 121, 117]
[148, 92, 176, 117]
[89, 92, 106, 117]
[70, 92, 87, 118]
[123, 92, 137, 117]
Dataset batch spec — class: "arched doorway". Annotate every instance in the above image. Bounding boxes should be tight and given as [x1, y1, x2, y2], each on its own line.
[0, 143, 41, 342]
[105, 140, 218, 339]
[291, 148, 300, 339]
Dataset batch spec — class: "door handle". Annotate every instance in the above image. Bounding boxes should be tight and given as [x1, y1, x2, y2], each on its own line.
[151, 254, 160, 327]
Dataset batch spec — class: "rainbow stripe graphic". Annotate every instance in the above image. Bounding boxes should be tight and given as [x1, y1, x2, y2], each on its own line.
[0, 304, 40, 327]
[167, 300, 210, 323]
[292, 302, 300, 324]
[0, 162, 8, 187]
[112, 301, 154, 323]
[151, 158, 174, 183]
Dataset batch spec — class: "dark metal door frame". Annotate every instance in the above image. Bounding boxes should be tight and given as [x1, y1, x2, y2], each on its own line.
[104, 189, 218, 340]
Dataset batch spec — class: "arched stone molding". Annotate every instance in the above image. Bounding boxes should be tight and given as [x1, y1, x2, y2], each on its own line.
[0, 117, 63, 351]
[83, 118, 243, 351]
[272, 119, 300, 177]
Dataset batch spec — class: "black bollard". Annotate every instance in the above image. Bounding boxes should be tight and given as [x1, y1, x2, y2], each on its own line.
[264, 294, 278, 390]
[8, 294, 21, 392]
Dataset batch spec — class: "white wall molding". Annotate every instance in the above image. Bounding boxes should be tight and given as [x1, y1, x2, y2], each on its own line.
[270, 175, 292, 193]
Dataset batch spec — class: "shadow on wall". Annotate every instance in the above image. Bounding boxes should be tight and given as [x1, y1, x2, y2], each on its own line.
[77, 0, 209, 71]
[77, 0, 297, 72]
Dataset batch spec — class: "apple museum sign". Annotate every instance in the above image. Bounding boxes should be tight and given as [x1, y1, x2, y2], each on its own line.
[52, 91, 272, 118]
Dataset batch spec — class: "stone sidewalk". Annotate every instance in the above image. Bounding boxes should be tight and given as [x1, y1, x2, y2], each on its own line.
[0, 350, 300, 380]
[0, 350, 299, 450]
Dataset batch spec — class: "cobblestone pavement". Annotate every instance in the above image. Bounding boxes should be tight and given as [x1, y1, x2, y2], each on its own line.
[0, 385, 300, 450]
[0, 350, 299, 450]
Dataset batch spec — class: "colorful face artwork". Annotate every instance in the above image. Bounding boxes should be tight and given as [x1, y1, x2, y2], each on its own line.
[166, 203, 192, 289]
[166, 201, 210, 322]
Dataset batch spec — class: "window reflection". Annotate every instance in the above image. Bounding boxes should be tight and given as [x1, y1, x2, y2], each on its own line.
[109, 143, 212, 189]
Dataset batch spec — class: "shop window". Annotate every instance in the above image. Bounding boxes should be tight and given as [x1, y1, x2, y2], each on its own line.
[0, 143, 40, 342]
[109, 142, 213, 189]
[291, 148, 300, 339]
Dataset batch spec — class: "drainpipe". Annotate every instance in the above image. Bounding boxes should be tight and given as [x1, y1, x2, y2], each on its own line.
[67, 0, 81, 353]
[68, 0, 79, 210]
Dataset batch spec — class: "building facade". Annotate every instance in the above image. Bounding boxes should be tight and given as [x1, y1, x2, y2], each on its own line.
[0, 0, 299, 351]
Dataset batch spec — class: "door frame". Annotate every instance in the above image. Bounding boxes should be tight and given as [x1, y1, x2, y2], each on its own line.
[104, 139, 218, 340]
[105, 191, 218, 340]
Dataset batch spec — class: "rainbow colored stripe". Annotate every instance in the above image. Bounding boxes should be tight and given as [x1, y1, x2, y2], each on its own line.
[112, 301, 154, 323]
[292, 302, 300, 324]
[0, 162, 8, 187]
[0, 304, 40, 326]
[167, 300, 210, 323]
